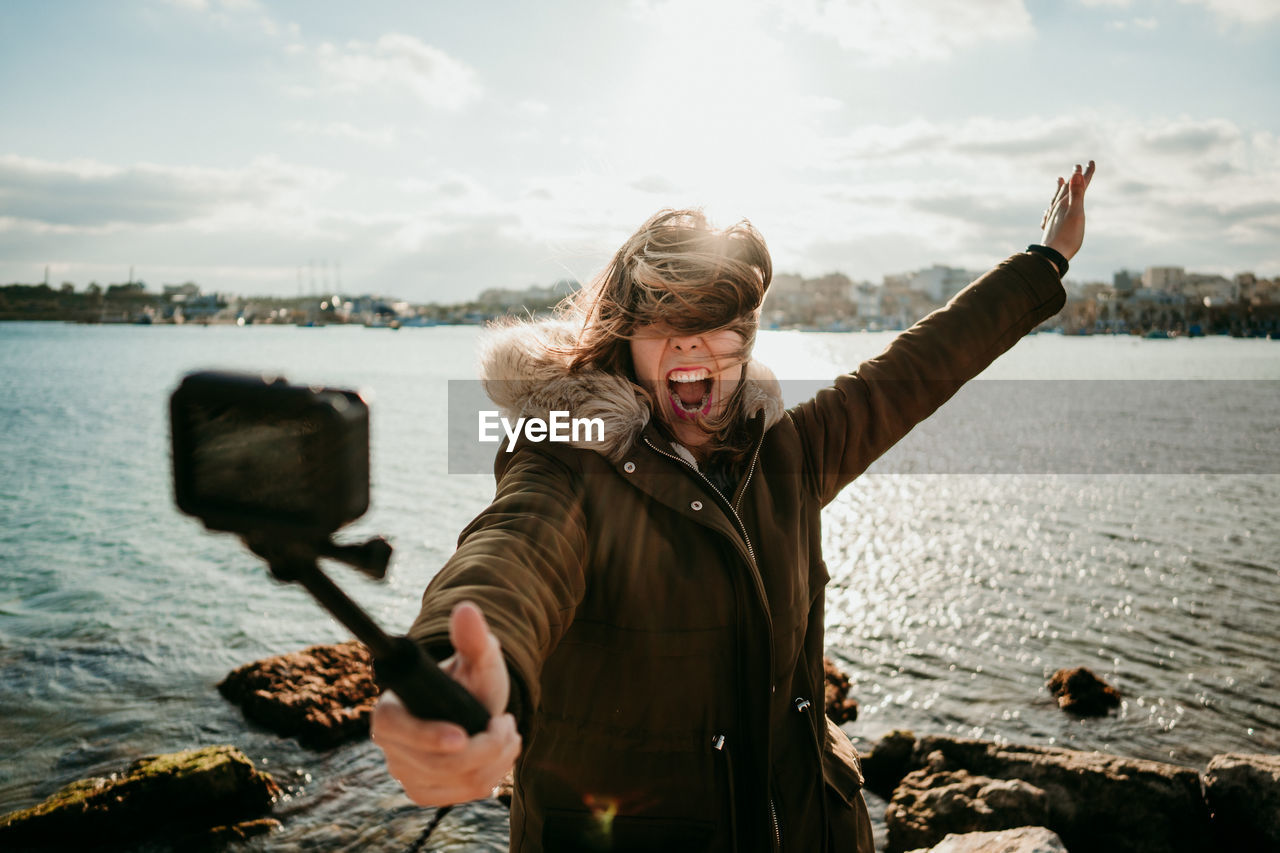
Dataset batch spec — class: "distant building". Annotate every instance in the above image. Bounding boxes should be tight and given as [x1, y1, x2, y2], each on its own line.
[764, 272, 856, 327]
[177, 293, 224, 320]
[1232, 272, 1280, 305]
[163, 283, 200, 299]
[1143, 266, 1186, 292]
[1128, 287, 1184, 307]
[1184, 273, 1237, 306]
[105, 282, 146, 297]
[807, 273, 854, 304]
[851, 281, 882, 325]
[1113, 269, 1139, 294]
[344, 295, 398, 323]
[476, 279, 577, 310]
[879, 274, 937, 330]
[908, 265, 982, 303]
[1079, 282, 1116, 302]
[1234, 272, 1258, 299]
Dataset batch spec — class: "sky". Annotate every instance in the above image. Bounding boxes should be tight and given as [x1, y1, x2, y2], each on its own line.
[1, 0, 1278, 302]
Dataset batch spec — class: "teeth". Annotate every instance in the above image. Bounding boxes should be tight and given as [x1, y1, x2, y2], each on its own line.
[668, 368, 710, 382]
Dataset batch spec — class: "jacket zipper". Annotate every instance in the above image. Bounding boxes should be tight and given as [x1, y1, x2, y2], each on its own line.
[641, 433, 764, 577]
[712, 734, 740, 852]
[641, 435, 769, 648]
[643, 431, 780, 851]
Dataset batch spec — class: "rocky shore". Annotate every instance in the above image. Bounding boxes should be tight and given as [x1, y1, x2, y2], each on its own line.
[0, 746, 280, 850]
[5, 643, 1277, 851]
[216, 639, 379, 748]
[857, 729, 1280, 852]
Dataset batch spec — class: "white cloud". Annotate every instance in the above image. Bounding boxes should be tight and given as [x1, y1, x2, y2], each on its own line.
[777, 0, 1035, 63]
[0, 154, 341, 230]
[1178, 0, 1280, 24]
[283, 120, 399, 147]
[628, 0, 1033, 64]
[6, 109, 1278, 299]
[1106, 16, 1160, 30]
[782, 113, 1280, 279]
[311, 34, 482, 110]
[162, 0, 281, 37]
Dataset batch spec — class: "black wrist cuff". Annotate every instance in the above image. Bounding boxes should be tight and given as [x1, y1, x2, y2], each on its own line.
[1026, 244, 1068, 278]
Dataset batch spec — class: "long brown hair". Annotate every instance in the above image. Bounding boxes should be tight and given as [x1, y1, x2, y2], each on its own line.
[558, 208, 772, 457]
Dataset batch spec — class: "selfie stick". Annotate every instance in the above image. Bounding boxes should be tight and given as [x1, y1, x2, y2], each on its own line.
[247, 535, 490, 736]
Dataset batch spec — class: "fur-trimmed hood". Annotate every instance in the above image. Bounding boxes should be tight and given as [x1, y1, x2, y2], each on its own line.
[478, 320, 785, 463]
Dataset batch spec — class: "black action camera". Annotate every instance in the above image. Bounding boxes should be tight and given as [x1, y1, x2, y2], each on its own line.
[169, 370, 490, 735]
[171, 371, 370, 538]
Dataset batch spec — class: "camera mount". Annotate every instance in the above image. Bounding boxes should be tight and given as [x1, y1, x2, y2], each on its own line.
[243, 533, 490, 736]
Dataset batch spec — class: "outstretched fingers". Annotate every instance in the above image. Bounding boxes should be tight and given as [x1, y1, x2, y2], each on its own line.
[1071, 161, 1096, 196]
[1041, 176, 1066, 229]
[1069, 161, 1097, 211]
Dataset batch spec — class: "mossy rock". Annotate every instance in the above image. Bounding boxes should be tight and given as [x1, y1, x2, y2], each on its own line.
[0, 745, 280, 848]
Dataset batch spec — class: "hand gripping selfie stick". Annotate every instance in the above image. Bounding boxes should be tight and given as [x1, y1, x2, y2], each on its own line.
[245, 534, 490, 735]
[172, 371, 490, 850]
[243, 536, 487, 853]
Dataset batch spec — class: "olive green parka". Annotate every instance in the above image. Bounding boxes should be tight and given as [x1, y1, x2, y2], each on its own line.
[409, 252, 1066, 852]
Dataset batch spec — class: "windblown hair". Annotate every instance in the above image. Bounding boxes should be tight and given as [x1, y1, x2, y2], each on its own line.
[558, 208, 773, 458]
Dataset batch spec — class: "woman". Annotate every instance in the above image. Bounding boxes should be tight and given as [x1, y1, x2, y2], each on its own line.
[373, 162, 1095, 852]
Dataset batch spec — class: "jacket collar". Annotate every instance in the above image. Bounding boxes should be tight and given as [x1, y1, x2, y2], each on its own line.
[479, 319, 785, 464]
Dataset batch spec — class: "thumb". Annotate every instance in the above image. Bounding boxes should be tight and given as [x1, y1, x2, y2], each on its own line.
[449, 600, 496, 662]
[446, 601, 509, 714]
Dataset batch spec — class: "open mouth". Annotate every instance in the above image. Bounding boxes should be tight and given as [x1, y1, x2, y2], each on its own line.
[666, 367, 713, 419]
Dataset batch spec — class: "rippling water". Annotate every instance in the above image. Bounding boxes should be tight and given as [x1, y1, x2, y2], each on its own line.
[1, 322, 1277, 851]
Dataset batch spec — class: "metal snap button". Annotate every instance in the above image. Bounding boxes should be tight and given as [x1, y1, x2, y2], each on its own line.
[623, 461, 636, 473]
[690, 500, 703, 511]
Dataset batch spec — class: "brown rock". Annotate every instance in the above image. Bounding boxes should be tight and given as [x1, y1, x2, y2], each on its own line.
[861, 729, 919, 798]
[1046, 666, 1120, 716]
[1203, 752, 1280, 851]
[904, 735, 1211, 853]
[823, 656, 860, 724]
[495, 771, 515, 807]
[905, 826, 1067, 852]
[218, 640, 379, 748]
[206, 817, 283, 842]
[0, 745, 280, 848]
[886, 764, 1050, 853]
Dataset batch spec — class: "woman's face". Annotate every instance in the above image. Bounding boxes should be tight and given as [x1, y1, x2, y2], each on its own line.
[629, 324, 745, 447]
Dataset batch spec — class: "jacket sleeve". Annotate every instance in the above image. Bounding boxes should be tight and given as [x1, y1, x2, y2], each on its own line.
[407, 444, 588, 731]
[788, 252, 1066, 506]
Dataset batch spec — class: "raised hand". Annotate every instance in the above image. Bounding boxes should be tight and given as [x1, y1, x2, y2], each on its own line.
[372, 602, 521, 805]
[1039, 160, 1095, 261]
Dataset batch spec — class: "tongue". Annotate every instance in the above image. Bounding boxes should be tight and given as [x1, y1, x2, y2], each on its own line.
[675, 379, 708, 406]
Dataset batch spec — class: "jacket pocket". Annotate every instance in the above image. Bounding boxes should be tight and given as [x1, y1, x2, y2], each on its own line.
[542, 808, 716, 852]
[819, 716, 865, 808]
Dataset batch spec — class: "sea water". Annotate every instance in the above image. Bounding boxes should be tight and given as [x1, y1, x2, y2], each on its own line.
[1, 322, 1277, 851]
